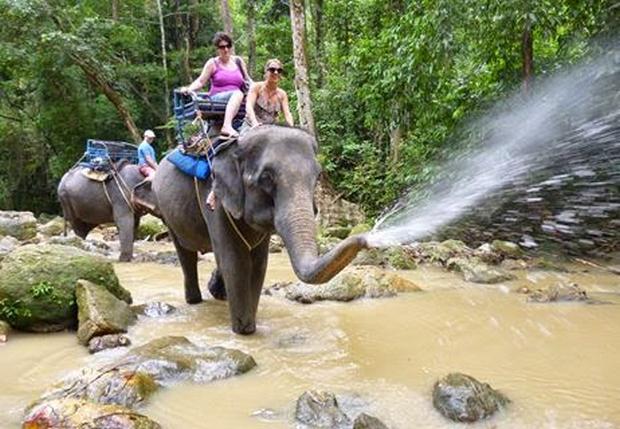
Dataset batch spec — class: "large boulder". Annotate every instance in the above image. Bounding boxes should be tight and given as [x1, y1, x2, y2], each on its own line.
[136, 214, 167, 240]
[432, 373, 509, 422]
[23, 398, 161, 429]
[354, 246, 417, 270]
[38, 216, 66, 237]
[274, 266, 422, 304]
[0, 210, 37, 241]
[0, 235, 19, 262]
[0, 244, 130, 332]
[76, 280, 136, 345]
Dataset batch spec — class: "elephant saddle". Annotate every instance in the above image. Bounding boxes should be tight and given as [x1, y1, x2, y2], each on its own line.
[81, 168, 110, 182]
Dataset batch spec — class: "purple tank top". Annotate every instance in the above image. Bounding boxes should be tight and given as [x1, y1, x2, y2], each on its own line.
[208, 58, 244, 96]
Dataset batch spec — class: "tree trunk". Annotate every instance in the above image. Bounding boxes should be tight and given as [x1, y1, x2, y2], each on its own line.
[522, 19, 534, 95]
[156, 0, 171, 146]
[71, 54, 141, 142]
[189, 0, 199, 49]
[111, 0, 119, 21]
[289, 0, 316, 136]
[220, 0, 235, 54]
[246, 0, 256, 77]
[310, 0, 326, 87]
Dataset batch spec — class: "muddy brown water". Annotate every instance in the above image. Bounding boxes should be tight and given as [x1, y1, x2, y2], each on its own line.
[1, 247, 620, 428]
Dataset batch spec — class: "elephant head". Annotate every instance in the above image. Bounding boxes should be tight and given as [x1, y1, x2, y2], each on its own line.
[212, 125, 368, 284]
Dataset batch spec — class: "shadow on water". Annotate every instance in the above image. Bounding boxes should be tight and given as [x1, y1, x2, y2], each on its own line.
[369, 47, 620, 256]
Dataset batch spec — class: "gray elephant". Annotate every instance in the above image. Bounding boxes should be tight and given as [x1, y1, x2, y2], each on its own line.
[153, 125, 368, 334]
[58, 160, 147, 261]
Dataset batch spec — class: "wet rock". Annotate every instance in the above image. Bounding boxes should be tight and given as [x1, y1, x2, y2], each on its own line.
[76, 280, 136, 345]
[45, 235, 112, 257]
[134, 250, 179, 265]
[132, 301, 176, 317]
[432, 373, 509, 423]
[0, 210, 37, 241]
[137, 214, 167, 240]
[447, 257, 515, 284]
[269, 234, 284, 253]
[23, 398, 161, 429]
[0, 235, 19, 262]
[33, 336, 255, 411]
[354, 246, 417, 270]
[413, 240, 472, 264]
[295, 390, 351, 428]
[473, 243, 503, 265]
[500, 258, 528, 270]
[35, 366, 159, 409]
[126, 336, 257, 383]
[282, 266, 421, 304]
[88, 333, 131, 353]
[527, 282, 589, 303]
[528, 257, 569, 272]
[0, 320, 9, 343]
[38, 216, 66, 237]
[491, 240, 524, 258]
[353, 413, 389, 429]
[0, 244, 130, 332]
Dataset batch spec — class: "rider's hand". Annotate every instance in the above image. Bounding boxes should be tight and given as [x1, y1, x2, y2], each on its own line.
[180, 86, 190, 95]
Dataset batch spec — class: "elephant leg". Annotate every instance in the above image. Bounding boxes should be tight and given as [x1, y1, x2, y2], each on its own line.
[170, 232, 202, 304]
[208, 268, 227, 301]
[72, 219, 97, 239]
[114, 212, 135, 262]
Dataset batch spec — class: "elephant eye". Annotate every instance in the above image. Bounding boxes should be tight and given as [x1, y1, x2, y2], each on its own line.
[257, 169, 275, 192]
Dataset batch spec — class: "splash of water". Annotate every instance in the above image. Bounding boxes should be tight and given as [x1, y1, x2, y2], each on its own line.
[368, 49, 620, 248]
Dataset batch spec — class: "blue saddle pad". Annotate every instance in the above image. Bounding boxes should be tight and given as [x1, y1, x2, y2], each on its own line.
[168, 149, 211, 180]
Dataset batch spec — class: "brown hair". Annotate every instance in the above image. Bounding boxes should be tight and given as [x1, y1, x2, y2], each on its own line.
[212, 32, 233, 47]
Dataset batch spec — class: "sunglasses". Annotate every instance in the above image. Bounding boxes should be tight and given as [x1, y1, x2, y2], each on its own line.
[217, 44, 231, 50]
[267, 67, 284, 74]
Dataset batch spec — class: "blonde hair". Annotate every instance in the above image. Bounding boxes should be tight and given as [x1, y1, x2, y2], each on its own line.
[264, 58, 283, 79]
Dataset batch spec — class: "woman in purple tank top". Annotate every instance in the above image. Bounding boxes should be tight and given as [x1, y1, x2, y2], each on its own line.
[181, 32, 251, 138]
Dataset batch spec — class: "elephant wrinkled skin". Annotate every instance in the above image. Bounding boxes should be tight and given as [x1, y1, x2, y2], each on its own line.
[153, 125, 368, 334]
[58, 161, 148, 261]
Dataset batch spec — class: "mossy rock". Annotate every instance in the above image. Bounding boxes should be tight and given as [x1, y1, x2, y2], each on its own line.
[354, 246, 417, 270]
[323, 226, 352, 239]
[38, 216, 66, 237]
[0, 244, 130, 331]
[491, 240, 524, 258]
[136, 215, 167, 240]
[0, 320, 9, 342]
[349, 223, 372, 236]
[76, 280, 136, 345]
[0, 210, 37, 241]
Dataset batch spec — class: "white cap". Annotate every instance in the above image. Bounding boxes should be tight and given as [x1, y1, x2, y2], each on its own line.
[144, 129, 155, 138]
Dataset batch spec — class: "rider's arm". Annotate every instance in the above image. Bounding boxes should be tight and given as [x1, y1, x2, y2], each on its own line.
[185, 59, 215, 93]
[245, 83, 261, 127]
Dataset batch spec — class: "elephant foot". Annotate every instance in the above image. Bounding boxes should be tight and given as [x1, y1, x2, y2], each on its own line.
[118, 253, 133, 262]
[186, 296, 203, 305]
[232, 319, 256, 335]
[208, 270, 227, 301]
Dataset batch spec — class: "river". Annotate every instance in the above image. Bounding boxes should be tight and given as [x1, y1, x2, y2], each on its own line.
[1, 248, 619, 428]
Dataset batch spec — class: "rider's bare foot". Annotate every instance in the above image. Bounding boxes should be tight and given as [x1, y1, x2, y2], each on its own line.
[206, 190, 216, 210]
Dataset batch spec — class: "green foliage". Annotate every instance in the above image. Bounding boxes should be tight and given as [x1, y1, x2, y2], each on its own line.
[0, 298, 32, 324]
[0, 0, 617, 216]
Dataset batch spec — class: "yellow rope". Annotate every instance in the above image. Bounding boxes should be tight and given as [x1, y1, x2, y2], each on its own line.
[112, 172, 135, 213]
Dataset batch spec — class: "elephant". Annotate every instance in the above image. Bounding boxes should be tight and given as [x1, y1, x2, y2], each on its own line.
[153, 125, 368, 335]
[58, 160, 149, 261]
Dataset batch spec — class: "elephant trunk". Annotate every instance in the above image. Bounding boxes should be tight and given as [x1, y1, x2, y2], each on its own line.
[275, 193, 367, 284]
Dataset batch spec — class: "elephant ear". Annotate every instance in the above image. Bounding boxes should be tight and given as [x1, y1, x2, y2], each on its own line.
[212, 146, 244, 218]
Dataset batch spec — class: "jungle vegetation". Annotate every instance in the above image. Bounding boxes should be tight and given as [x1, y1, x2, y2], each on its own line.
[0, 0, 617, 216]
